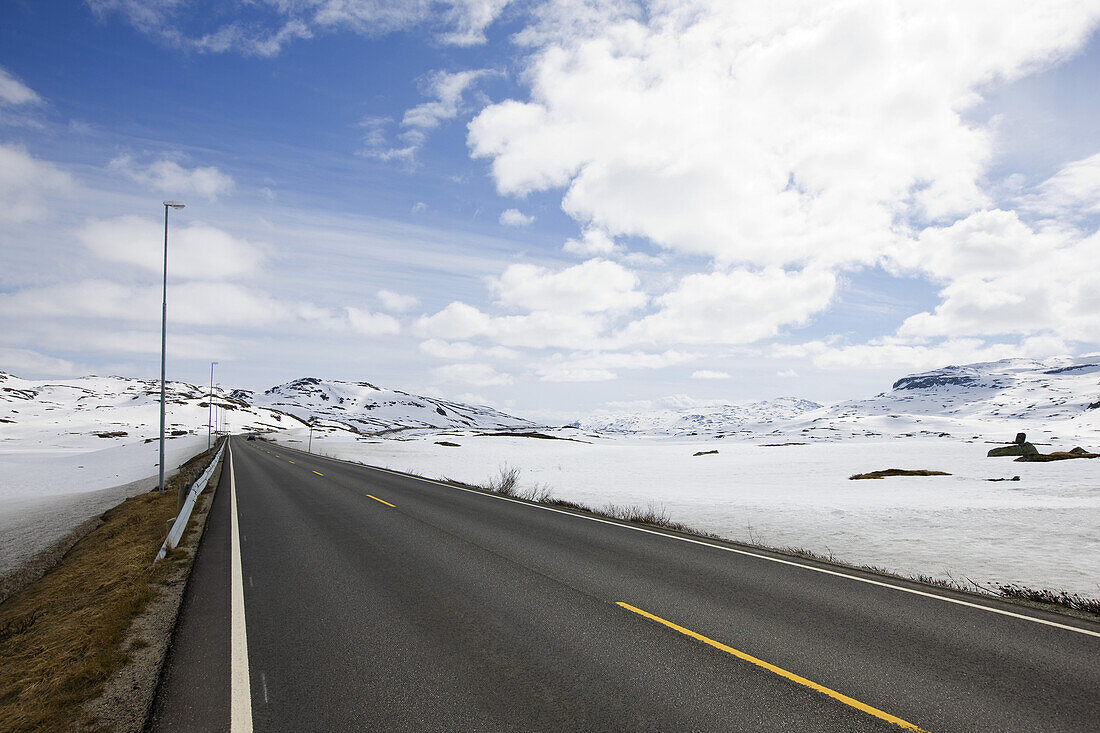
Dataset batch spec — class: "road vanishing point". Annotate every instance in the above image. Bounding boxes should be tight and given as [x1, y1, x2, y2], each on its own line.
[148, 437, 1100, 732]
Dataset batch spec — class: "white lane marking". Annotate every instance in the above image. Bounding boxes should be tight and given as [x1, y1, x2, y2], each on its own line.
[261, 671, 268, 704]
[230, 442, 254, 732]
[347, 460, 1100, 640]
[248, 575, 253, 588]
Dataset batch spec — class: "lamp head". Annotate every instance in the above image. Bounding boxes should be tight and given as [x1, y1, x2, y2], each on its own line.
[163, 201, 186, 209]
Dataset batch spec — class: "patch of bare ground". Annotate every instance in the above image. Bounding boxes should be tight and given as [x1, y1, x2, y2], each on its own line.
[849, 468, 951, 480]
[476, 431, 591, 443]
[0, 443, 223, 733]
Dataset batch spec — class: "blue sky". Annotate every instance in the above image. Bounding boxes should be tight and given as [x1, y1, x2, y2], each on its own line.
[2, 1, 1099, 421]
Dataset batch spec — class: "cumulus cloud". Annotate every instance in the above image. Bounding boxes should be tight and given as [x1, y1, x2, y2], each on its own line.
[537, 349, 694, 381]
[419, 339, 518, 360]
[537, 366, 615, 382]
[471, 2, 1099, 271]
[377, 290, 419, 312]
[1023, 152, 1100, 218]
[0, 145, 73, 222]
[563, 228, 616, 256]
[79, 215, 264, 280]
[0, 347, 81, 377]
[620, 267, 836, 345]
[782, 335, 1070, 372]
[499, 208, 534, 227]
[109, 156, 235, 199]
[692, 370, 730, 380]
[885, 199, 1100, 343]
[491, 258, 645, 314]
[433, 362, 513, 386]
[346, 307, 401, 335]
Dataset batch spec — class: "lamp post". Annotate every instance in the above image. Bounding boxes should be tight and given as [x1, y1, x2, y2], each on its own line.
[208, 361, 218, 449]
[308, 421, 314, 453]
[158, 201, 185, 508]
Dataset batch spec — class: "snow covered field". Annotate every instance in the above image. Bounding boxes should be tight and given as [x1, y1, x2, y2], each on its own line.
[286, 429, 1100, 599]
[0, 436, 209, 583]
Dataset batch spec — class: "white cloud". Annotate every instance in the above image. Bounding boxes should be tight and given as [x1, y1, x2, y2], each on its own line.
[782, 335, 1070, 372]
[0, 347, 81, 377]
[776, 369, 798, 378]
[692, 370, 730, 379]
[87, 0, 512, 53]
[79, 215, 264, 280]
[537, 367, 616, 382]
[108, 156, 235, 199]
[361, 69, 493, 163]
[433, 362, 513, 386]
[411, 201, 428, 213]
[417, 304, 609, 350]
[404, 69, 493, 129]
[537, 349, 694, 381]
[415, 301, 494, 340]
[345, 307, 401, 335]
[0, 67, 42, 106]
[419, 339, 518, 360]
[378, 289, 419, 312]
[0, 145, 73, 222]
[491, 258, 645, 314]
[499, 208, 534, 227]
[469, 1, 1100, 274]
[563, 228, 615, 256]
[1024, 151, 1100, 217]
[620, 267, 836, 345]
[886, 206, 1100, 342]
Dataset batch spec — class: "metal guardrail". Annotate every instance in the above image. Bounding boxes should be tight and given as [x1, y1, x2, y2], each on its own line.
[155, 441, 227, 562]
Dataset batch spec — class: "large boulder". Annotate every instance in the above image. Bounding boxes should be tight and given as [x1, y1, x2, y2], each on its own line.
[1014, 432, 1027, 445]
[988, 442, 1039, 457]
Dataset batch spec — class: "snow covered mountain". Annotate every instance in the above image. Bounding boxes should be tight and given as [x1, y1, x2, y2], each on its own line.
[575, 396, 823, 435]
[0, 372, 536, 451]
[248, 377, 537, 432]
[785, 356, 1100, 442]
[572, 356, 1100, 442]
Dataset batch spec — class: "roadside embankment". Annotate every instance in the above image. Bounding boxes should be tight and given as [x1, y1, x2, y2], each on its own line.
[0, 441, 224, 733]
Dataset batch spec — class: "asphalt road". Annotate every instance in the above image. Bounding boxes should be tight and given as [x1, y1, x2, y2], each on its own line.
[149, 437, 1100, 732]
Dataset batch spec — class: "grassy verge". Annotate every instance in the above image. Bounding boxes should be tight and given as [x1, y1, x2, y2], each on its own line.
[0, 443, 221, 733]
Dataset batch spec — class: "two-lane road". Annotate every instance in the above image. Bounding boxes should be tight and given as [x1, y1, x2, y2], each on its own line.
[149, 437, 1100, 731]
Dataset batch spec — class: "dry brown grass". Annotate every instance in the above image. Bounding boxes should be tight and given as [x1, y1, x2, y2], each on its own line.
[849, 468, 951, 480]
[0, 444, 219, 733]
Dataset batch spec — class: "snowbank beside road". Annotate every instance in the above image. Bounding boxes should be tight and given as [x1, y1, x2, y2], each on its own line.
[0, 436, 208, 588]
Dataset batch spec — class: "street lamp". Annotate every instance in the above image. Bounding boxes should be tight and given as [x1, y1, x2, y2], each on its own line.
[308, 420, 314, 453]
[208, 361, 218, 449]
[158, 201, 185, 508]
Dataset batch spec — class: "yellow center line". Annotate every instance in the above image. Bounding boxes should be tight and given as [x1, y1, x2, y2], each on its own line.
[616, 602, 927, 732]
[288, 460, 294, 464]
[312, 470, 324, 477]
[365, 494, 395, 508]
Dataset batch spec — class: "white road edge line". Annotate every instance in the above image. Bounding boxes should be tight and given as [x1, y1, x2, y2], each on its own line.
[230, 441, 255, 732]
[333, 458, 1099, 639]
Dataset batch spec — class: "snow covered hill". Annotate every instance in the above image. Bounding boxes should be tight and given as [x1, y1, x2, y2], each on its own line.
[575, 396, 823, 435]
[785, 356, 1100, 442]
[0, 371, 537, 451]
[571, 356, 1100, 442]
[248, 377, 537, 432]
